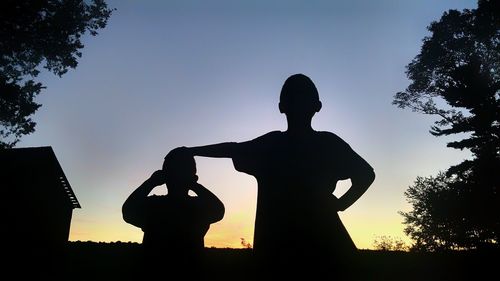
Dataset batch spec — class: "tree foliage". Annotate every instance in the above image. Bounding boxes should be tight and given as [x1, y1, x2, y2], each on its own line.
[0, 0, 113, 148]
[394, 0, 500, 250]
[373, 235, 408, 252]
[400, 173, 471, 251]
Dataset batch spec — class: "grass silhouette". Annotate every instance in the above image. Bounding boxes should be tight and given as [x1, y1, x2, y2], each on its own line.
[61, 241, 498, 280]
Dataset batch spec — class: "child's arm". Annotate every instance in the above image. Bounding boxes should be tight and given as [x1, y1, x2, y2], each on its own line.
[190, 182, 225, 223]
[187, 142, 240, 158]
[336, 154, 375, 212]
[122, 170, 166, 227]
[337, 167, 375, 211]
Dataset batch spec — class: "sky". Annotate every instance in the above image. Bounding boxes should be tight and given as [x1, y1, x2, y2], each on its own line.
[20, 0, 477, 249]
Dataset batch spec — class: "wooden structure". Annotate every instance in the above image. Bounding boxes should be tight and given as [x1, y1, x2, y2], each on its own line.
[0, 146, 81, 253]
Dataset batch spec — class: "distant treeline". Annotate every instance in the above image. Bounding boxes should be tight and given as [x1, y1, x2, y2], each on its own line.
[63, 241, 497, 280]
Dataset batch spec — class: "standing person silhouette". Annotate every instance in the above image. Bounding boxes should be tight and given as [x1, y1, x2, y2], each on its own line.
[122, 148, 225, 277]
[184, 74, 375, 277]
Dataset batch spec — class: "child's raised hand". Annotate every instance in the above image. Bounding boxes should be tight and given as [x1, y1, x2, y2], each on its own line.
[148, 170, 167, 187]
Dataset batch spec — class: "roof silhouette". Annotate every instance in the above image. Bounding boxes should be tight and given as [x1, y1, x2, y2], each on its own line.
[0, 146, 81, 208]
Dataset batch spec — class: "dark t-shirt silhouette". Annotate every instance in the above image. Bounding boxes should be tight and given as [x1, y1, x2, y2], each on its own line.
[139, 193, 215, 258]
[187, 74, 375, 275]
[122, 149, 225, 273]
[233, 130, 365, 257]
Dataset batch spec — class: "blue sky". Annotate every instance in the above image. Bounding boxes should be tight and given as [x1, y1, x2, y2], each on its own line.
[21, 0, 476, 248]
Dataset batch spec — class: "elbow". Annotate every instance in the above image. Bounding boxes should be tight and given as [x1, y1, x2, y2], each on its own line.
[122, 205, 132, 224]
[352, 167, 375, 188]
[122, 198, 145, 228]
[367, 168, 376, 185]
[217, 204, 226, 222]
[122, 211, 141, 228]
[213, 203, 225, 222]
[360, 168, 375, 189]
[122, 203, 136, 225]
[123, 215, 132, 225]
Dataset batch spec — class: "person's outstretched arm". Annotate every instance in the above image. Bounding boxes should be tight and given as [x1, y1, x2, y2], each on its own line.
[187, 142, 240, 158]
[190, 182, 225, 223]
[336, 158, 375, 212]
[122, 170, 165, 227]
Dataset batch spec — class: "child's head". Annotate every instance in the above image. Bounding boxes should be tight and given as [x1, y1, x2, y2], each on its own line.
[278, 74, 322, 117]
[163, 148, 197, 189]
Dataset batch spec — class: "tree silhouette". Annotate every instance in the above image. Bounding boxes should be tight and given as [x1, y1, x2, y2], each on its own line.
[240, 238, 252, 249]
[0, 0, 113, 148]
[373, 235, 408, 252]
[394, 0, 499, 250]
[400, 173, 469, 251]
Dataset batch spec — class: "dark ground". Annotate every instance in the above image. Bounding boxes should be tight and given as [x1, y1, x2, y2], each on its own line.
[9, 241, 497, 280]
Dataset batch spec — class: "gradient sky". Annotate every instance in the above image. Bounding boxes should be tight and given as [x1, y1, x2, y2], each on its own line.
[20, 0, 477, 249]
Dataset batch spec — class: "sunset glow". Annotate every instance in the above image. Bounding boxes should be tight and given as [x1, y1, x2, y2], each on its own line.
[23, 0, 476, 250]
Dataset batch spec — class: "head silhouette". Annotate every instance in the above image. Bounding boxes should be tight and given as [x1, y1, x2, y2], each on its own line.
[163, 148, 197, 194]
[278, 74, 322, 119]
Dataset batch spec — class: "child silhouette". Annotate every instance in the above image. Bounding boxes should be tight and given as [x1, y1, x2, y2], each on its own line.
[122, 148, 225, 274]
[185, 74, 375, 277]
